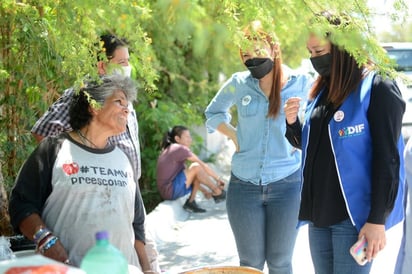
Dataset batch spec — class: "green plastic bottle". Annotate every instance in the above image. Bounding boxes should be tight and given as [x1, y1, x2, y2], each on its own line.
[80, 231, 128, 274]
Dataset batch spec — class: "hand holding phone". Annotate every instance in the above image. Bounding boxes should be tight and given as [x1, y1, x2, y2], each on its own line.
[350, 236, 368, 266]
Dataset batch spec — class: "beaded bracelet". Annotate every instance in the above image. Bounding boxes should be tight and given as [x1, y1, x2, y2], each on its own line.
[36, 233, 53, 253]
[33, 227, 52, 245]
[38, 235, 59, 254]
[36, 231, 52, 246]
[36, 232, 53, 248]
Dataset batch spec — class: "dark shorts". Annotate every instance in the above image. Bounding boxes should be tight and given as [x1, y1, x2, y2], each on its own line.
[172, 170, 192, 200]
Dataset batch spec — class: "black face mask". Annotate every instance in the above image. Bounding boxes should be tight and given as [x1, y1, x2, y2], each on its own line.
[244, 58, 274, 79]
[310, 53, 332, 77]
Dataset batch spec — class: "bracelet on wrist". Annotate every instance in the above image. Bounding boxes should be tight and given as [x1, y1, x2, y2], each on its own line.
[36, 231, 52, 246]
[38, 235, 59, 254]
[33, 227, 52, 245]
[36, 233, 52, 252]
[36, 232, 53, 249]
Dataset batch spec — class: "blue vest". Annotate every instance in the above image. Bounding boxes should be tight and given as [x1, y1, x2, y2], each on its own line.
[302, 72, 405, 231]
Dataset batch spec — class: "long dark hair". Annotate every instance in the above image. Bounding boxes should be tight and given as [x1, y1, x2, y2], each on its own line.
[310, 11, 367, 108]
[161, 125, 188, 149]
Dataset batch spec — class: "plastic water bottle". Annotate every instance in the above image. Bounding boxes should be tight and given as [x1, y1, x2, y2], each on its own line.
[80, 231, 128, 274]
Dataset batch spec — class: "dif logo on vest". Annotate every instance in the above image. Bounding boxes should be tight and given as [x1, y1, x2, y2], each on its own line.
[338, 123, 365, 138]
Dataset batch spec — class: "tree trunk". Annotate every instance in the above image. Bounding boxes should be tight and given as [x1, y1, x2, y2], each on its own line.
[0, 165, 13, 236]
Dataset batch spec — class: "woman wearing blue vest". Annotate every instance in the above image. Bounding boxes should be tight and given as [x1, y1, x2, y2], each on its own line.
[284, 12, 406, 274]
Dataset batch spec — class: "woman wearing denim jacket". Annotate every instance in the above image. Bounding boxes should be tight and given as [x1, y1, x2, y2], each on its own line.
[204, 21, 312, 274]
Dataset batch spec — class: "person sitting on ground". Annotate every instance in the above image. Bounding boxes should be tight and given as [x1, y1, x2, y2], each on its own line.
[156, 125, 226, 213]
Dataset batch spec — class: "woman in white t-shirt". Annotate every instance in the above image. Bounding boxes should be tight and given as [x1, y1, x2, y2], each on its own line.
[9, 74, 154, 273]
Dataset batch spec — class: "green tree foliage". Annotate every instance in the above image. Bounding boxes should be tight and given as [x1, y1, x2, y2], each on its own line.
[379, 21, 412, 42]
[0, 0, 408, 232]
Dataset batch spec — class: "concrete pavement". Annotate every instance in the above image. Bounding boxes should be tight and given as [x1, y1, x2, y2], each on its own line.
[146, 182, 403, 274]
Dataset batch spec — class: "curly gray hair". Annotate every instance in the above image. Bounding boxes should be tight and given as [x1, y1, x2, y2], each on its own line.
[84, 74, 137, 104]
[69, 74, 137, 130]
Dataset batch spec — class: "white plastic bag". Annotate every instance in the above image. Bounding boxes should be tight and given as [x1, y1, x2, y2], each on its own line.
[0, 236, 16, 261]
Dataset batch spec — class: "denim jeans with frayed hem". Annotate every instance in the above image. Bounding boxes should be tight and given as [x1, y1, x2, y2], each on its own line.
[308, 219, 373, 274]
[226, 169, 300, 274]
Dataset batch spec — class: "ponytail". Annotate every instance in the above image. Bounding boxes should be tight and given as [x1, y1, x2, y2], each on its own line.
[161, 125, 188, 149]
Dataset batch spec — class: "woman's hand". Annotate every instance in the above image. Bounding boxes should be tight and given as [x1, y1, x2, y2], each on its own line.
[216, 177, 226, 189]
[284, 97, 302, 125]
[358, 223, 386, 262]
[18, 215, 70, 264]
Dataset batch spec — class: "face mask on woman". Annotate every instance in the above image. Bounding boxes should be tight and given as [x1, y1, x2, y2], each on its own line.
[310, 53, 332, 77]
[112, 65, 132, 78]
[244, 57, 274, 79]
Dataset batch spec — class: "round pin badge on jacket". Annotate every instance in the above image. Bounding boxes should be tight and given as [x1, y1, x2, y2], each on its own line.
[334, 110, 344, 122]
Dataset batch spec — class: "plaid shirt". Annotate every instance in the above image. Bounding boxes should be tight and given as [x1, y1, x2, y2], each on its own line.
[31, 87, 141, 179]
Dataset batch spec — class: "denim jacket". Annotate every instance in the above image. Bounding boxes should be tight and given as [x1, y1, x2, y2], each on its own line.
[205, 66, 313, 184]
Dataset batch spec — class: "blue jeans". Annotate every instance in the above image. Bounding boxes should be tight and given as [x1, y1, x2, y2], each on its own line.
[226, 170, 300, 274]
[308, 219, 372, 274]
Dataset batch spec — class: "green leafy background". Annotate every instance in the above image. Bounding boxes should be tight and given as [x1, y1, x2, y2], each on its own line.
[0, 0, 410, 234]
